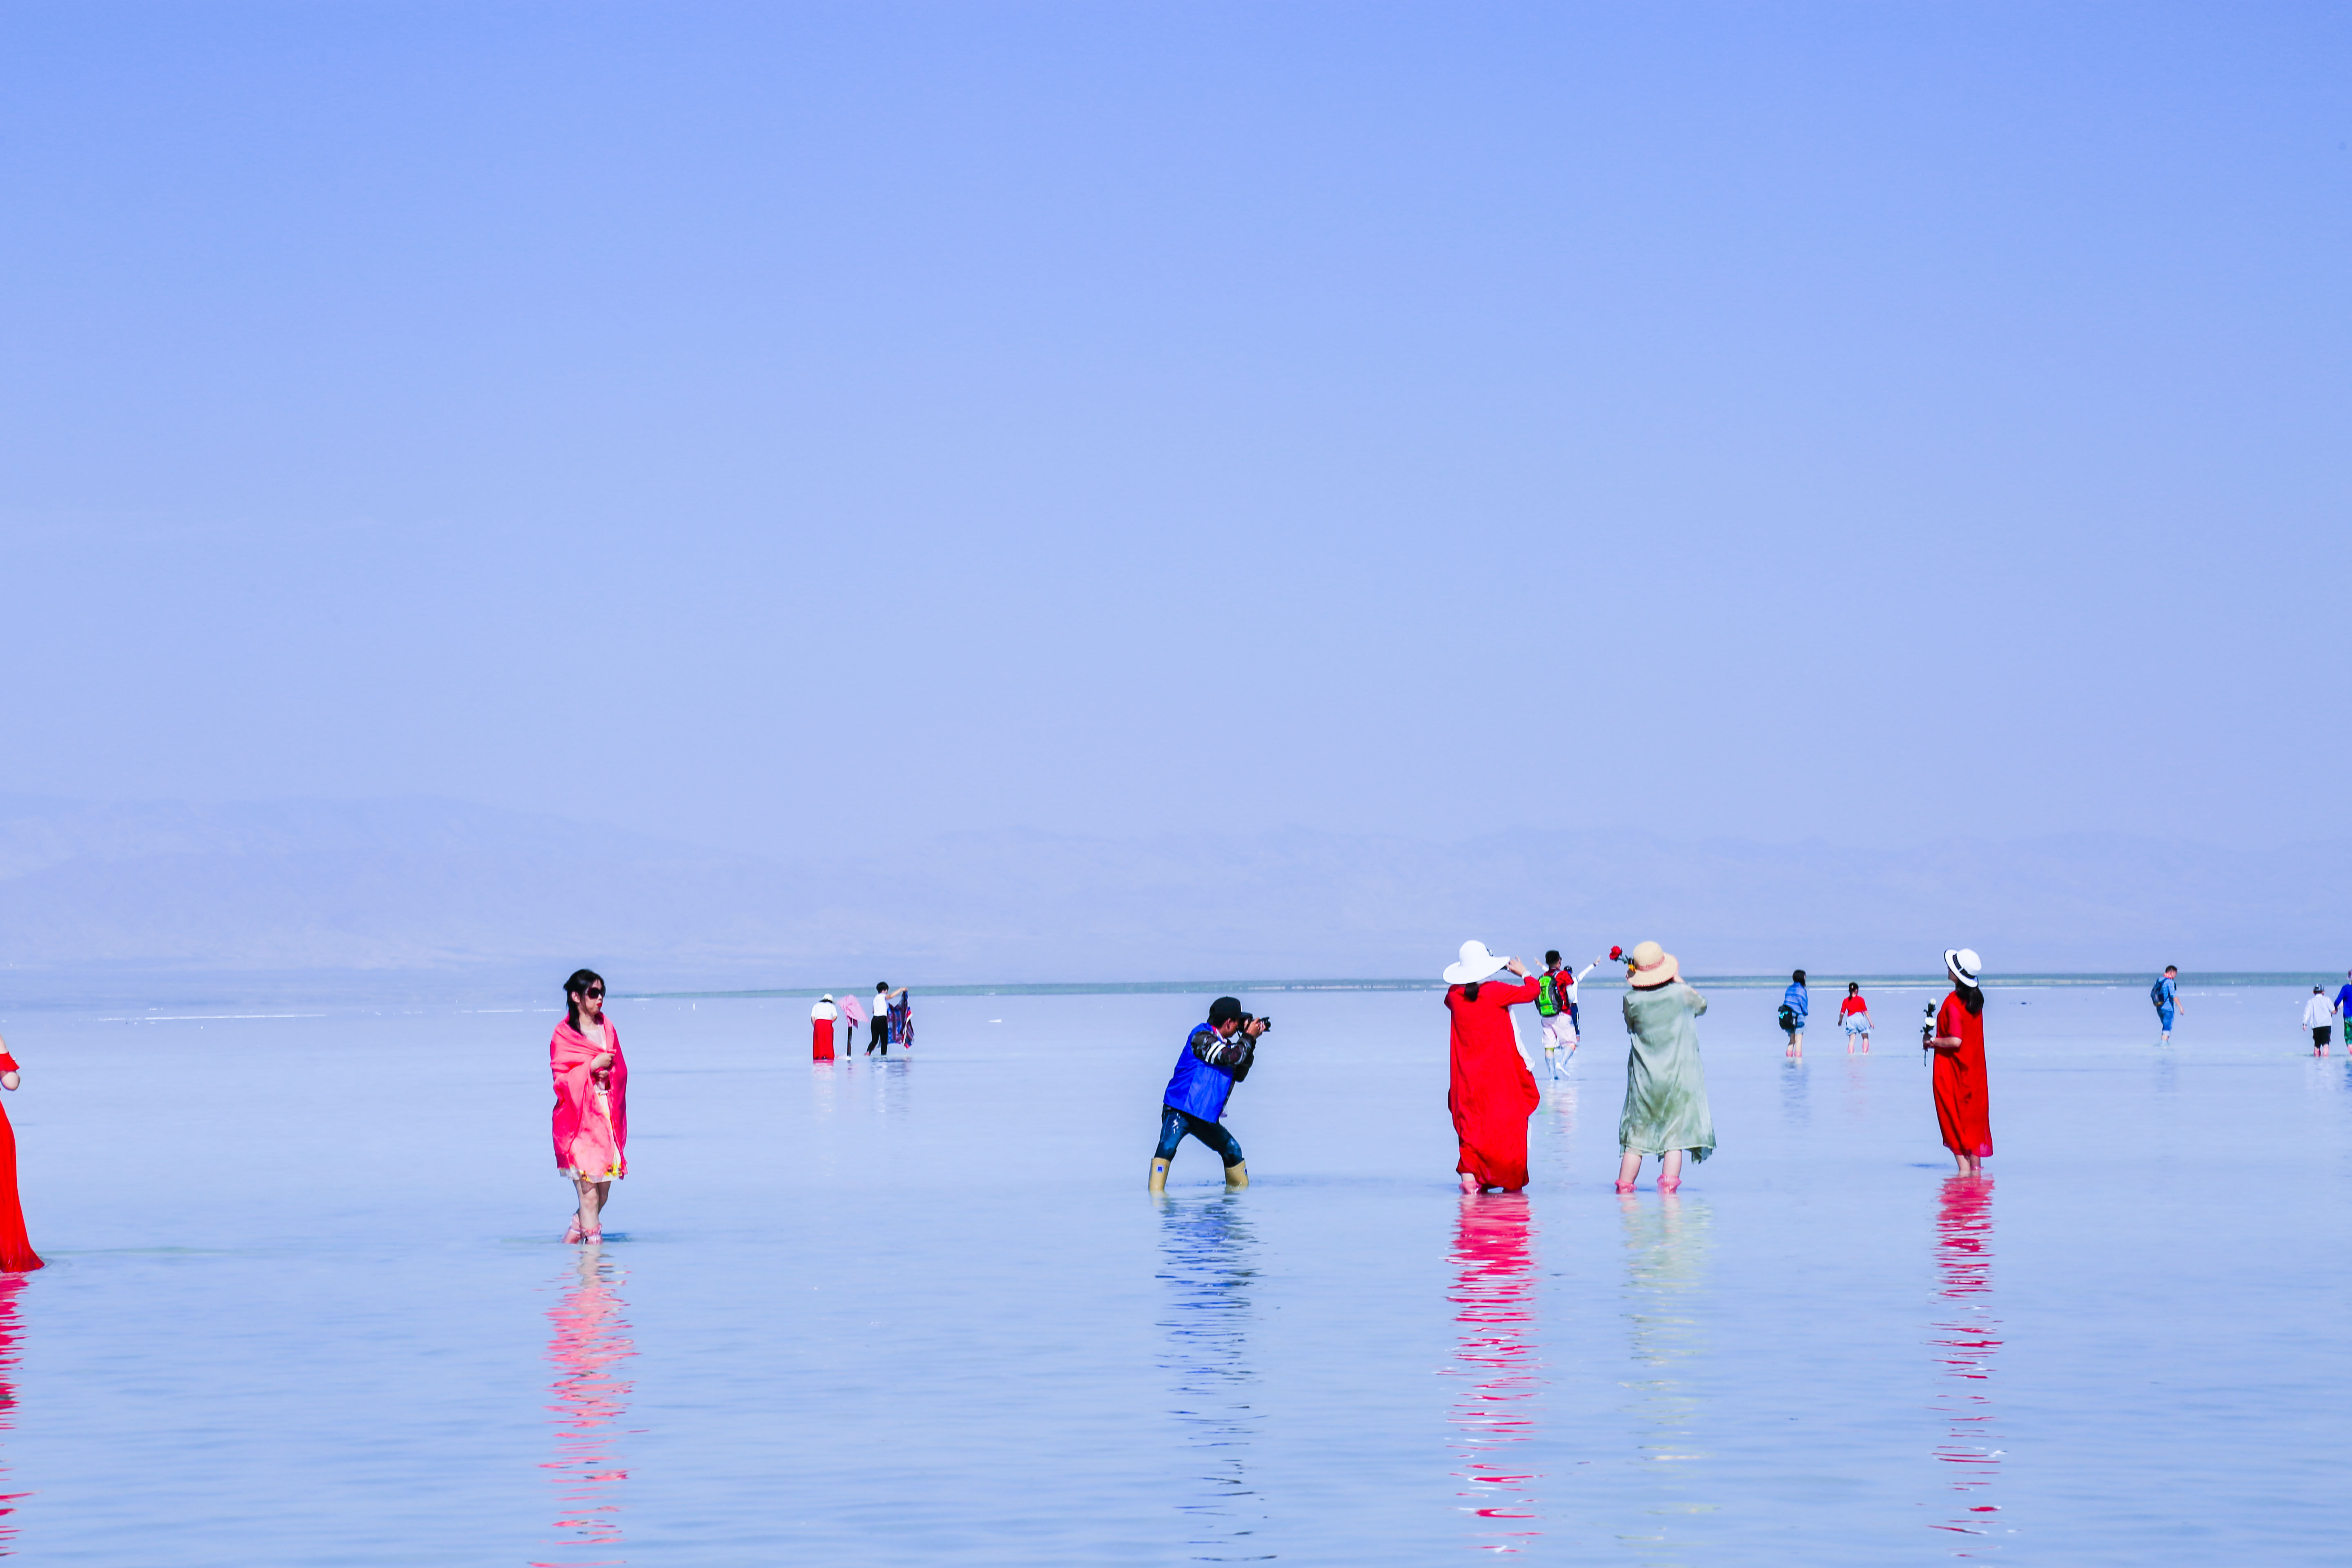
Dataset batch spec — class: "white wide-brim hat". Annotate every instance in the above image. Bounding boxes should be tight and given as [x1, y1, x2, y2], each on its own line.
[1945, 948, 1982, 987]
[1444, 939, 1510, 986]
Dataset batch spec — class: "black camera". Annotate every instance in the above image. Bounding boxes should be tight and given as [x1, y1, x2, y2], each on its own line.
[1246, 1013, 1273, 1033]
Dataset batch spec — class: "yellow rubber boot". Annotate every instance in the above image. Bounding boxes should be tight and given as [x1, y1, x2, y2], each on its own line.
[1148, 1158, 1170, 1194]
[1224, 1160, 1249, 1189]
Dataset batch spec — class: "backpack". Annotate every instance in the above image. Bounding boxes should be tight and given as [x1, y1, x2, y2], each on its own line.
[2150, 978, 2167, 1010]
[1535, 973, 1562, 1017]
[1777, 1003, 1799, 1032]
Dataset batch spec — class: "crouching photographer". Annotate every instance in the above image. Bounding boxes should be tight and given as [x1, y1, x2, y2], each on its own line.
[1147, 996, 1270, 1193]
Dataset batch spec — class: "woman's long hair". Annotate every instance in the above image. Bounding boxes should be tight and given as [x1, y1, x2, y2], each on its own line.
[564, 968, 605, 1030]
[1463, 981, 1481, 1002]
[1953, 978, 1984, 1016]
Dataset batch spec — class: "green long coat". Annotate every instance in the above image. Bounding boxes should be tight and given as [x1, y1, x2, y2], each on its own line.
[1619, 981, 1716, 1160]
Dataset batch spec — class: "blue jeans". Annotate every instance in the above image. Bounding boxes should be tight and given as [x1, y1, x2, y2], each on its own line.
[1155, 1105, 1244, 1168]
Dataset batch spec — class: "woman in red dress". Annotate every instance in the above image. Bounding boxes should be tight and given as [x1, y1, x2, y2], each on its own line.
[0, 1030, 41, 1272]
[1444, 941, 1544, 1194]
[1929, 948, 1993, 1174]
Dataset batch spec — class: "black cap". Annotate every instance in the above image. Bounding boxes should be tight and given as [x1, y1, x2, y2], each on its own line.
[1208, 996, 1245, 1027]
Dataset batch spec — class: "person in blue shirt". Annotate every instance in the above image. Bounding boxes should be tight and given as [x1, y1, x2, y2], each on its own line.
[2153, 966, 2181, 1044]
[2334, 972, 2352, 1033]
[1780, 969, 1810, 1058]
[1148, 996, 1268, 1194]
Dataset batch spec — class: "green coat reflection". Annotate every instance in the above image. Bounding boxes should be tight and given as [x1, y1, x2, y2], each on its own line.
[1618, 981, 1715, 1160]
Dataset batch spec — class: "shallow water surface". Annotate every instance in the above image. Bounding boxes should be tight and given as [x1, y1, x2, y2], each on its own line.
[0, 980, 2344, 1563]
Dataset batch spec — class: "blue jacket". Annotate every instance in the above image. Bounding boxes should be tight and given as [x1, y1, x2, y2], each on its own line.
[1782, 982, 1809, 1024]
[2336, 984, 2352, 1017]
[1163, 1022, 1254, 1123]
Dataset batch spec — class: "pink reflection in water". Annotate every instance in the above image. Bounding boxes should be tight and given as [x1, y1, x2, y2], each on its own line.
[1445, 1193, 1543, 1553]
[533, 1254, 636, 1568]
[1930, 1175, 2002, 1553]
[0, 1277, 28, 1550]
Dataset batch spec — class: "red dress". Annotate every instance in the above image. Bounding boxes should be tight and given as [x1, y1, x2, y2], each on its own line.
[1446, 978, 1544, 1191]
[0, 1056, 40, 1273]
[812, 1016, 835, 1061]
[1933, 993, 1993, 1158]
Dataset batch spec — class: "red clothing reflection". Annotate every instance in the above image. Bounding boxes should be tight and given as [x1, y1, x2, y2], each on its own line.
[1447, 979, 1543, 1190]
[0, 1056, 40, 1274]
[1931, 1175, 2002, 1545]
[1446, 1194, 1543, 1551]
[0, 1276, 28, 1549]
[533, 1256, 636, 1568]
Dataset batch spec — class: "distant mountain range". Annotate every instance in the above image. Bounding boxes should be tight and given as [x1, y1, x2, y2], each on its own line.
[0, 794, 2341, 991]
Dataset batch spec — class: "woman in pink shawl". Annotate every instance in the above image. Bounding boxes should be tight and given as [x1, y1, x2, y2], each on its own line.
[552, 969, 629, 1244]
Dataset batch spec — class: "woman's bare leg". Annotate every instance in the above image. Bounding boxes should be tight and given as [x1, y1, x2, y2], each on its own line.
[1661, 1150, 1684, 1185]
[575, 1176, 604, 1235]
[1616, 1151, 1643, 1188]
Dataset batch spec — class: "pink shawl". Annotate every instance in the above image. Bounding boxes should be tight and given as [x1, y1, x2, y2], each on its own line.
[550, 1017, 629, 1178]
[839, 994, 866, 1027]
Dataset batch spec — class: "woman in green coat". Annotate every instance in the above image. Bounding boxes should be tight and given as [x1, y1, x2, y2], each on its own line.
[1616, 941, 1716, 1193]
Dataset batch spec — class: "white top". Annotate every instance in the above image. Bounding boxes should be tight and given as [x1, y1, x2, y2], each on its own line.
[2305, 993, 2336, 1028]
[812, 1000, 837, 1021]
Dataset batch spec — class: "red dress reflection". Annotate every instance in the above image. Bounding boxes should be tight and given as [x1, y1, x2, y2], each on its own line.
[1446, 1194, 1543, 1552]
[534, 1255, 636, 1568]
[0, 1276, 29, 1549]
[1931, 1176, 2002, 1548]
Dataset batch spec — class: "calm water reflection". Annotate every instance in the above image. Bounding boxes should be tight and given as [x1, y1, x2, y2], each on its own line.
[1617, 1195, 1713, 1558]
[1446, 1193, 1543, 1554]
[534, 1254, 636, 1568]
[1929, 1176, 2002, 1553]
[1155, 1195, 1268, 1561]
[0, 1278, 25, 1552]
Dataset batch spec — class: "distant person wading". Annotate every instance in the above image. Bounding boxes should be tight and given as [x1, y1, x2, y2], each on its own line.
[870, 982, 904, 1055]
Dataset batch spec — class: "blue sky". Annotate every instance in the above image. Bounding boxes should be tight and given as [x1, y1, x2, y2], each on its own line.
[3, 2, 2346, 862]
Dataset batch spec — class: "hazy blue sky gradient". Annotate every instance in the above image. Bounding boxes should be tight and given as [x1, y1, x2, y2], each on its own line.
[4, 2, 2347, 864]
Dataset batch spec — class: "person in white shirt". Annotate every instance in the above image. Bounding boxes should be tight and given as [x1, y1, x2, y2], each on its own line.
[2303, 986, 2336, 1056]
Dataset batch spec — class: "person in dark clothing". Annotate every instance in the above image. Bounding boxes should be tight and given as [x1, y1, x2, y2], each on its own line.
[1149, 996, 1267, 1193]
[870, 982, 902, 1054]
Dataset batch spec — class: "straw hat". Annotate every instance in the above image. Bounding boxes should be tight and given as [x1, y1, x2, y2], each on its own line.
[1627, 940, 1679, 988]
[1444, 939, 1510, 986]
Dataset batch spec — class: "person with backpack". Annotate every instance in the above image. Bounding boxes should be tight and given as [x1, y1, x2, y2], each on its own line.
[1533, 949, 1602, 1076]
[2151, 967, 2181, 1044]
[1837, 982, 1871, 1052]
[1779, 970, 1810, 1058]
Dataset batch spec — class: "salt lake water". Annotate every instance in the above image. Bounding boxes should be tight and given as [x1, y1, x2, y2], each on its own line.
[0, 978, 2345, 1563]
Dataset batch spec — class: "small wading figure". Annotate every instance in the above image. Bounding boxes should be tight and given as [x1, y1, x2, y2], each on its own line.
[869, 982, 904, 1055]
[1615, 941, 1715, 1194]
[2151, 964, 2182, 1045]
[1839, 981, 1871, 1053]
[811, 993, 838, 1061]
[551, 969, 629, 1244]
[1779, 969, 1810, 1058]
[1443, 941, 1543, 1194]
[2303, 986, 2336, 1056]
[1929, 949, 1993, 1175]
[1149, 996, 1264, 1193]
